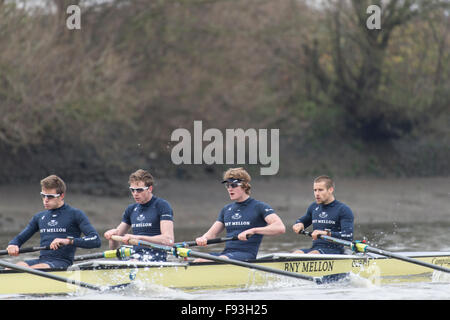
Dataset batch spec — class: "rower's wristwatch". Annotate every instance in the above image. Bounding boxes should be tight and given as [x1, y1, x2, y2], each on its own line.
[67, 236, 74, 245]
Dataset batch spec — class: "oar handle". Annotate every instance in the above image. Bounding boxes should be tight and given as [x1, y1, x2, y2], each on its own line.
[300, 229, 331, 238]
[111, 235, 245, 249]
[111, 236, 154, 249]
[300, 230, 312, 237]
[111, 235, 136, 245]
[0, 246, 50, 256]
[300, 229, 355, 247]
[175, 236, 243, 248]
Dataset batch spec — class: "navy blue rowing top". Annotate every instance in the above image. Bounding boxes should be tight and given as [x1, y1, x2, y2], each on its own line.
[296, 199, 354, 250]
[218, 197, 275, 259]
[9, 204, 101, 265]
[122, 196, 173, 260]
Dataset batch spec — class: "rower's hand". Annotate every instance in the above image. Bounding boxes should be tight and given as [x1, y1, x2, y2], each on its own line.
[238, 230, 253, 241]
[292, 223, 304, 234]
[49, 238, 70, 250]
[104, 228, 118, 240]
[121, 234, 136, 245]
[311, 230, 328, 240]
[195, 236, 208, 246]
[7, 245, 19, 256]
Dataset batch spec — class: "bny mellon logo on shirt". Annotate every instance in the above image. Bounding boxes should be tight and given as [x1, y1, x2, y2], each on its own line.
[232, 213, 242, 219]
[319, 212, 328, 218]
[41, 219, 67, 233]
[225, 211, 250, 226]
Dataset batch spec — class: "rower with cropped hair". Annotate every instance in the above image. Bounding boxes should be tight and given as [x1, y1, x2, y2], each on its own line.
[195, 167, 286, 262]
[103, 169, 174, 262]
[292, 175, 354, 254]
[6, 175, 101, 269]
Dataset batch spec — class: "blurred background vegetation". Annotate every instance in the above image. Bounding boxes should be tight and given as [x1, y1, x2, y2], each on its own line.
[0, 0, 448, 193]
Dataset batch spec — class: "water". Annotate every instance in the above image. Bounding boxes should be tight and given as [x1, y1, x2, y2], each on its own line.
[1, 222, 449, 301]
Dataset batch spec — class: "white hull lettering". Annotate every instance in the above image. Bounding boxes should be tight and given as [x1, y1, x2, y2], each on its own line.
[352, 259, 370, 267]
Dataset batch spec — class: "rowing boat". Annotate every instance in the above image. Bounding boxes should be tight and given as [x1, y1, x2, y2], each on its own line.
[1, 251, 449, 295]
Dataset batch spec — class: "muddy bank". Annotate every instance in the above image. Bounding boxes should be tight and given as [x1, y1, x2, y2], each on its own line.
[0, 177, 449, 234]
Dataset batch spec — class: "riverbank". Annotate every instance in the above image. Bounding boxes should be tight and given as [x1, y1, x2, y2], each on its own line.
[1, 177, 449, 233]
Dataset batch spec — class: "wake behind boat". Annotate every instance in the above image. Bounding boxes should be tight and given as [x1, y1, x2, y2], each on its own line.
[1, 250, 449, 295]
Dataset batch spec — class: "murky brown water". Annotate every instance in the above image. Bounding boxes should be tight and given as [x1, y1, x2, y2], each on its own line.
[1, 177, 449, 300]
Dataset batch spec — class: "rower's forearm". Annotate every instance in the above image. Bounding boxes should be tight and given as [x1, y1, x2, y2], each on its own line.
[200, 233, 217, 241]
[253, 223, 286, 236]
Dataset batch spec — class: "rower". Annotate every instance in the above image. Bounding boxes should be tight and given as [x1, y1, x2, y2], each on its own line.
[292, 175, 354, 254]
[103, 169, 174, 262]
[194, 167, 285, 262]
[6, 175, 101, 269]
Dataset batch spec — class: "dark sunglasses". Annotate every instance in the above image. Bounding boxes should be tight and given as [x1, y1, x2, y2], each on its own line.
[40, 192, 61, 199]
[129, 186, 149, 193]
[224, 182, 242, 189]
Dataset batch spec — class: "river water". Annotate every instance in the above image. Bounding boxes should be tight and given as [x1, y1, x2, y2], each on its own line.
[0, 222, 449, 301]
[0, 178, 449, 303]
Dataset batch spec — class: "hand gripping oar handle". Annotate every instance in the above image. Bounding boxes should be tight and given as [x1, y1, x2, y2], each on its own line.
[300, 230, 369, 251]
[175, 235, 245, 248]
[300, 230, 450, 273]
[0, 246, 50, 256]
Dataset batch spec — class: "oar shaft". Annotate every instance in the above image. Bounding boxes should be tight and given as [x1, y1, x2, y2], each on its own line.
[364, 246, 450, 273]
[0, 246, 49, 256]
[74, 252, 107, 261]
[0, 259, 103, 291]
[74, 247, 134, 261]
[301, 230, 450, 273]
[186, 250, 317, 282]
[112, 235, 318, 282]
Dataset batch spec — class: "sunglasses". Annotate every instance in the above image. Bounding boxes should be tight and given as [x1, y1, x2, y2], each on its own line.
[224, 182, 242, 189]
[40, 192, 61, 199]
[129, 186, 149, 193]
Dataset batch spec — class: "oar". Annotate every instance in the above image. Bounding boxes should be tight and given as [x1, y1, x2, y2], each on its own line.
[174, 236, 242, 248]
[301, 230, 450, 274]
[74, 247, 134, 261]
[0, 246, 50, 256]
[111, 235, 321, 283]
[0, 259, 104, 291]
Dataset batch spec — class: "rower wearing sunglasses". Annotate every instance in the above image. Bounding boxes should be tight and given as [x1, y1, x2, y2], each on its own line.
[195, 167, 285, 262]
[104, 169, 174, 262]
[6, 175, 101, 269]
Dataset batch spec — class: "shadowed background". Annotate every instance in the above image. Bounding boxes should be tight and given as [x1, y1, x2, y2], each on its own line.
[0, 0, 449, 242]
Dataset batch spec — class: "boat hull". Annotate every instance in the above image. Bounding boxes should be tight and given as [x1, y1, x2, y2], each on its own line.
[1, 252, 449, 295]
